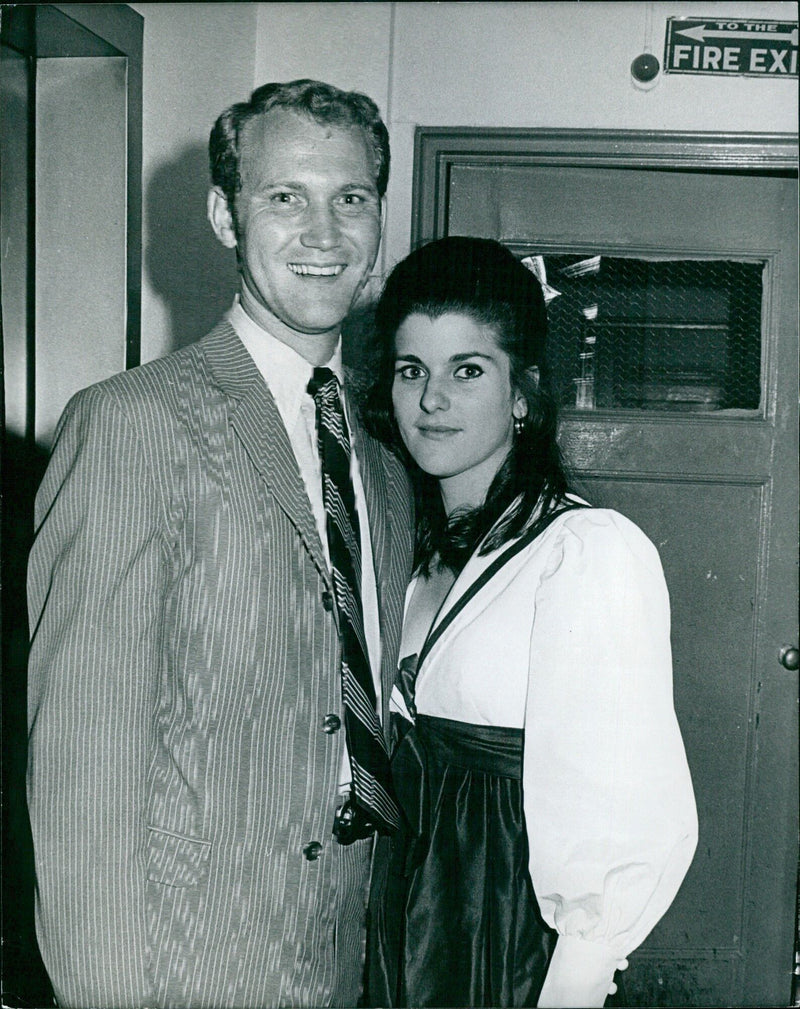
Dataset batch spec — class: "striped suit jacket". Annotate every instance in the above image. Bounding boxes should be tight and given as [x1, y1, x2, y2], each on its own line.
[26, 321, 414, 1009]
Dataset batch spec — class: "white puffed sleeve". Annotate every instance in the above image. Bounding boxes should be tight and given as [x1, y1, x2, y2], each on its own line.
[523, 510, 698, 1008]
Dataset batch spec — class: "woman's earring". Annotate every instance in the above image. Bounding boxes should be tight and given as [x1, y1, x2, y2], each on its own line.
[514, 415, 526, 437]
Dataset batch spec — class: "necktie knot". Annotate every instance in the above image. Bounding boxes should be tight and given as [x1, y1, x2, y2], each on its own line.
[307, 366, 337, 400]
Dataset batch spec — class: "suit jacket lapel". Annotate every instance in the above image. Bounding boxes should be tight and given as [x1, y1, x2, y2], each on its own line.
[200, 326, 409, 741]
[200, 321, 329, 581]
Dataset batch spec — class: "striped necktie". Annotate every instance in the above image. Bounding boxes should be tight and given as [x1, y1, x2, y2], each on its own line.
[307, 367, 399, 836]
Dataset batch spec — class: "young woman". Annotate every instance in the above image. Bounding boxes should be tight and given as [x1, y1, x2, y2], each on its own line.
[363, 237, 698, 1008]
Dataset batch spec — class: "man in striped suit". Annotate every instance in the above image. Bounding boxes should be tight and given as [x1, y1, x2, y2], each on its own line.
[26, 80, 413, 1009]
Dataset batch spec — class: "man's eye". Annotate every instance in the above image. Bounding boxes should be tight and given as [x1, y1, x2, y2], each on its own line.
[454, 364, 484, 380]
[338, 192, 376, 213]
[271, 192, 298, 204]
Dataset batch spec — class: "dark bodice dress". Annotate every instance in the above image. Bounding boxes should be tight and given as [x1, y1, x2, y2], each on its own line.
[370, 705, 554, 1008]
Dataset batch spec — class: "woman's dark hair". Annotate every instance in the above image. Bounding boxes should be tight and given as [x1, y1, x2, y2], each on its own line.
[209, 79, 390, 232]
[363, 236, 571, 574]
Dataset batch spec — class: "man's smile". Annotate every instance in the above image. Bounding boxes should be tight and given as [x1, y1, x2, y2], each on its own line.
[287, 263, 346, 276]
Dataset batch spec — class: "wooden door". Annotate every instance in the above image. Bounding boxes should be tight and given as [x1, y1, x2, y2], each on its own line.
[413, 130, 798, 1007]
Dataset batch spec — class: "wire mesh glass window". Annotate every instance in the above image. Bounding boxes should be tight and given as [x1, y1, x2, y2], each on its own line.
[521, 254, 764, 413]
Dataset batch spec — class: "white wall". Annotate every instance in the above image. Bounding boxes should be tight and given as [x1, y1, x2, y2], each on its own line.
[136, 1, 798, 359]
[252, 1, 798, 275]
[253, 1, 391, 112]
[132, 2, 258, 361]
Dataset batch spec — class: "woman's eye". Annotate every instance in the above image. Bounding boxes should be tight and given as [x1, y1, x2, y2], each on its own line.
[395, 364, 425, 381]
[454, 364, 484, 380]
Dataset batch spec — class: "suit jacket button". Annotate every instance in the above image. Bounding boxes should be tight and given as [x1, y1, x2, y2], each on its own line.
[322, 590, 334, 612]
[322, 713, 341, 734]
[303, 841, 323, 861]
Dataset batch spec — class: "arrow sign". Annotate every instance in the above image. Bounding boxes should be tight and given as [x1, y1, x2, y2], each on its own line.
[676, 24, 799, 46]
[665, 17, 799, 77]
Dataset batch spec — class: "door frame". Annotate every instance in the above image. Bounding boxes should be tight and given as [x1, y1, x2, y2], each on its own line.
[2, 2, 143, 372]
[412, 127, 798, 253]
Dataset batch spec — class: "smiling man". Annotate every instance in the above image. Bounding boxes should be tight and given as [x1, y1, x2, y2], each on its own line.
[26, 81, 413, 1009]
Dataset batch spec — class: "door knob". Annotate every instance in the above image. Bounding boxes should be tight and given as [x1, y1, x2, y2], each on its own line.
[778, 645, 800, 671]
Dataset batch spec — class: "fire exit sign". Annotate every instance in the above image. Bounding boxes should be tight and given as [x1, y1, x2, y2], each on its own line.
[664, 18, 798, 76]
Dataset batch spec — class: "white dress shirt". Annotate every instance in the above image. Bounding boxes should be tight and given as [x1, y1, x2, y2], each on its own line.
[394, 501, 698, 1007]
[228, 299, 382, 789]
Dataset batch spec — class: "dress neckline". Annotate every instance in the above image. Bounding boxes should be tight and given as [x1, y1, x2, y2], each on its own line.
[414, 501, 588, 674]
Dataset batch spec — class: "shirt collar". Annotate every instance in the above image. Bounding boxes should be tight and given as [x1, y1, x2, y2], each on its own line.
[227, 296, 345, 429]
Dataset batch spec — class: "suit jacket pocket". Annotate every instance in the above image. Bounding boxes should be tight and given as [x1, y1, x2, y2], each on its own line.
[146, 825, 211, 887]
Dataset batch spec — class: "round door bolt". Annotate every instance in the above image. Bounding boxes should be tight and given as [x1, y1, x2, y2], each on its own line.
[321, 713, 341, 734]
[302, 841, 323, 861]
[779, 645, 799, 671]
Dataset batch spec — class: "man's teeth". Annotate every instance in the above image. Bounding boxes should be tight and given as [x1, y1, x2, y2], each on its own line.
[288, 264, 344, 276]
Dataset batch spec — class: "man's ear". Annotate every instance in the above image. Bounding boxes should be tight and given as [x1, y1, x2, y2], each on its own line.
[207, 187, 237, 249]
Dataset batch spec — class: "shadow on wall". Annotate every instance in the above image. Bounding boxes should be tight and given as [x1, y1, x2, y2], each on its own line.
[1, 434, 56, 1008]
[145, 141, 239, 353]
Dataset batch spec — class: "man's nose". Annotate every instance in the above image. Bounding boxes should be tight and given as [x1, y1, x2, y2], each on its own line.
[300, 203, 341, 250]
[420, 378, 449, 412]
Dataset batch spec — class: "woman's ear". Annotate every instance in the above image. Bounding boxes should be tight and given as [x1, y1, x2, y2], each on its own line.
[207, 187, 237, 249]
[513, 367, 539, 419]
